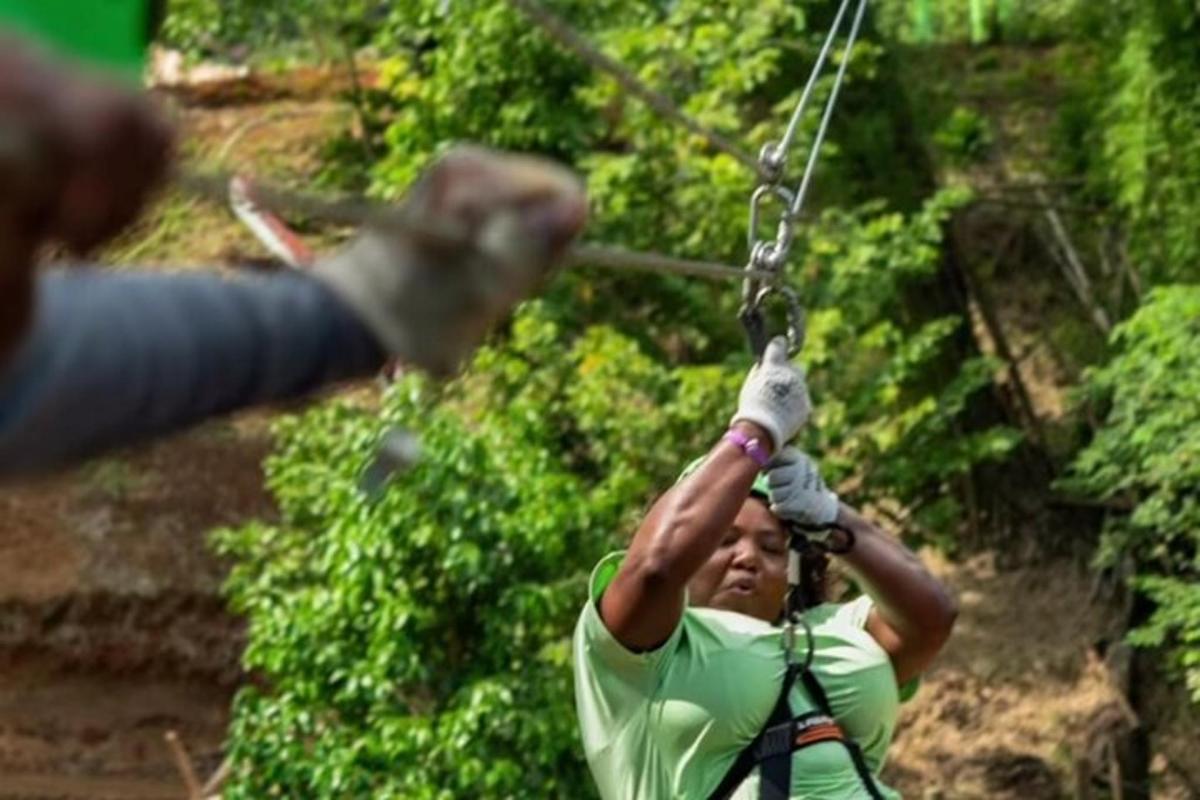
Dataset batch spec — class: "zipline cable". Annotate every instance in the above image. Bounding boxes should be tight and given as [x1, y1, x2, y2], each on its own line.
[787, 0, 870, 221]
[739, 0, 870, 357]
[568, 244, 773, 283]
[770, 0, 858, 171]
[177, 167, 774, 284]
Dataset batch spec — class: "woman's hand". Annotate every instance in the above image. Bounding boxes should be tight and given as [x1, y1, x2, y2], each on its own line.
[730, 337, 811, 451]
[767, 449, 957, 685]
[765, 447, 839, 531]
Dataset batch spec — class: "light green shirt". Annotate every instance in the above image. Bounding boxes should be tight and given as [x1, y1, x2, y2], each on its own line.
[573, 552, 906, 800]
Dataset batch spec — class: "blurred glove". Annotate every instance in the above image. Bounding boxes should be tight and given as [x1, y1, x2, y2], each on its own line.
[313, 145, 586, 378]
[765, 447, 839, 530]
[730, 337, 811, 450]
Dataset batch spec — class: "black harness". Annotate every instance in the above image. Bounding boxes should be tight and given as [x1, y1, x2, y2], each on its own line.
[706, 530, 886, 800]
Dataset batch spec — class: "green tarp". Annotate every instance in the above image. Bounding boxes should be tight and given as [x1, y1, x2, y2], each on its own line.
[0, 0, 151, 78]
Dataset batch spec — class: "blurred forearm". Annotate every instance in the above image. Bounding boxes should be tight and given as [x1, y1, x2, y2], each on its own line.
[0, 269, 385, 477]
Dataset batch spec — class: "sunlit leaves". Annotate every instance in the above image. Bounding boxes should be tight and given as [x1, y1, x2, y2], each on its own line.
[1062, 286, 1200, 702]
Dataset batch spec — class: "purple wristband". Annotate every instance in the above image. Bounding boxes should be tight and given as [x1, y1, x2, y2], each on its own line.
[723, 428, 771, 468]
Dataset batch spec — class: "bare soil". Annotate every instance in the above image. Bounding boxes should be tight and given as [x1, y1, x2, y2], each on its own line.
[0, 423, 271, 799]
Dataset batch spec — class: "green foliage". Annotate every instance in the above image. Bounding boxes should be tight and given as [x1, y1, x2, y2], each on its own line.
[1060, 285, 1200, 702]
[875, 0, 1080, 44]
[366, 0, 611, 191]
[210, 1, 1021, 792]
[159, 0, 219, 53]
[1057, 0, 1200, 285]
[161, 0, 381, 60]
[792, 189, 1020, 534]
[214, 309, 731, 797]
[933, 107, 994, 165]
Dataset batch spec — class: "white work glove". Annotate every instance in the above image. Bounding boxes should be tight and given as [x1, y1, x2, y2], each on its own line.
[730, 337, 811, 451]
[314, 145, 587, 378]
[765, 447, 840, 530]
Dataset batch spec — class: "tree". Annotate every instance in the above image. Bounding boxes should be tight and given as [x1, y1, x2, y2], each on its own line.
[205, 2, 1020, 794]
[1061, 285, 1200, 704]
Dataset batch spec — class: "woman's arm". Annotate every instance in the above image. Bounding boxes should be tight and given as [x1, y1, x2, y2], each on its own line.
[765, 449, 957, 686]
[600, 338, 811, 651]
[600, 420, 772, 651]
[834, 505, 958, 686]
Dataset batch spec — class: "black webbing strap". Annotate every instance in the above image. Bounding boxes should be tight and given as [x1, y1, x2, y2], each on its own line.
[706, 663, 889, 800]
[706, 664, 802, 800]
[799, 670, 888, 800]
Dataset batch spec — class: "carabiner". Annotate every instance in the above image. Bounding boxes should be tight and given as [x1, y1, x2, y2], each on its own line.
[741, 284, 806, 358]
[746, 184, 796, 258]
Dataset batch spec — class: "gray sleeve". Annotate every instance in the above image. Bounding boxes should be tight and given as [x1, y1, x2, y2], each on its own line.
[0, 269, 385, 476]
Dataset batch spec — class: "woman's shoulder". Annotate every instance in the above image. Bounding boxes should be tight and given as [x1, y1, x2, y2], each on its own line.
[804, 594, 875, 630]
[803, 596, 892, 670]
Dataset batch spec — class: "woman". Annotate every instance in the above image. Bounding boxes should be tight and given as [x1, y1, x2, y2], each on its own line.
[574, 338, 958, 799]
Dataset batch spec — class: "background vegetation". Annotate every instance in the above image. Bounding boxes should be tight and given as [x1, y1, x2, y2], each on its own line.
[160, 0, 1199, 795]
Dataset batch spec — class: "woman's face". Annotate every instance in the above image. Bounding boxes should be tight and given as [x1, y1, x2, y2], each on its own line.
[687, 497, 789, 622]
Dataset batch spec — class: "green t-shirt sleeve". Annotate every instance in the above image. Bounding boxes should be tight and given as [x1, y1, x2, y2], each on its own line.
[574, 551, 688, 754]
[835, 594, 920, 703]
[577, 552, 684, 688]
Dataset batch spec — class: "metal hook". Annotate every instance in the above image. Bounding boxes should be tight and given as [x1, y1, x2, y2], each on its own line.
[743, 183, 798, 315]
[742, 284, 806, 358]
[746, 184, 796, 257]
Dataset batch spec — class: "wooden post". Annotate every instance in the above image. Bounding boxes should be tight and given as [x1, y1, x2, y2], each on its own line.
[165, 731, 201, 800]
[1034, 187, 1113, 335]
[954, 220, 1048, 452]
[165, 731, 229, 800]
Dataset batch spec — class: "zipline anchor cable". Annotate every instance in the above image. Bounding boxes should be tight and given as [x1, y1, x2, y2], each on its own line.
[787, 0, 870, 221]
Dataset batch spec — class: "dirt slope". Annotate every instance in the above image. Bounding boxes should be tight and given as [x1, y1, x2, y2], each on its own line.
[0, 66, 347, 799]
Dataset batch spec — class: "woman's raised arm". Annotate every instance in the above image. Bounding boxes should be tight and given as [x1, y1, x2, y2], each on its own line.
[765, 448, 958, 685]
[837, 506, 958, 686]
[600, 338, 811, 651]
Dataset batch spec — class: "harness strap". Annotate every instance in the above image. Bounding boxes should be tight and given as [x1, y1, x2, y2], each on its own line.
[706, 664, 890, 800]
[799, 669, 888, 800]
[706, 665, 801, 800]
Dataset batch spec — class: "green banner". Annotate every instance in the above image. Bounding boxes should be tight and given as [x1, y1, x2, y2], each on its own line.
[0, 0, 151, 78]
[912, 0, 935, 43]
[969, 0, 990, 44]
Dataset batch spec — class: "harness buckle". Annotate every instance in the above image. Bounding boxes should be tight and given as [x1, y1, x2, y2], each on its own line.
[754, 721, 798, 760]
